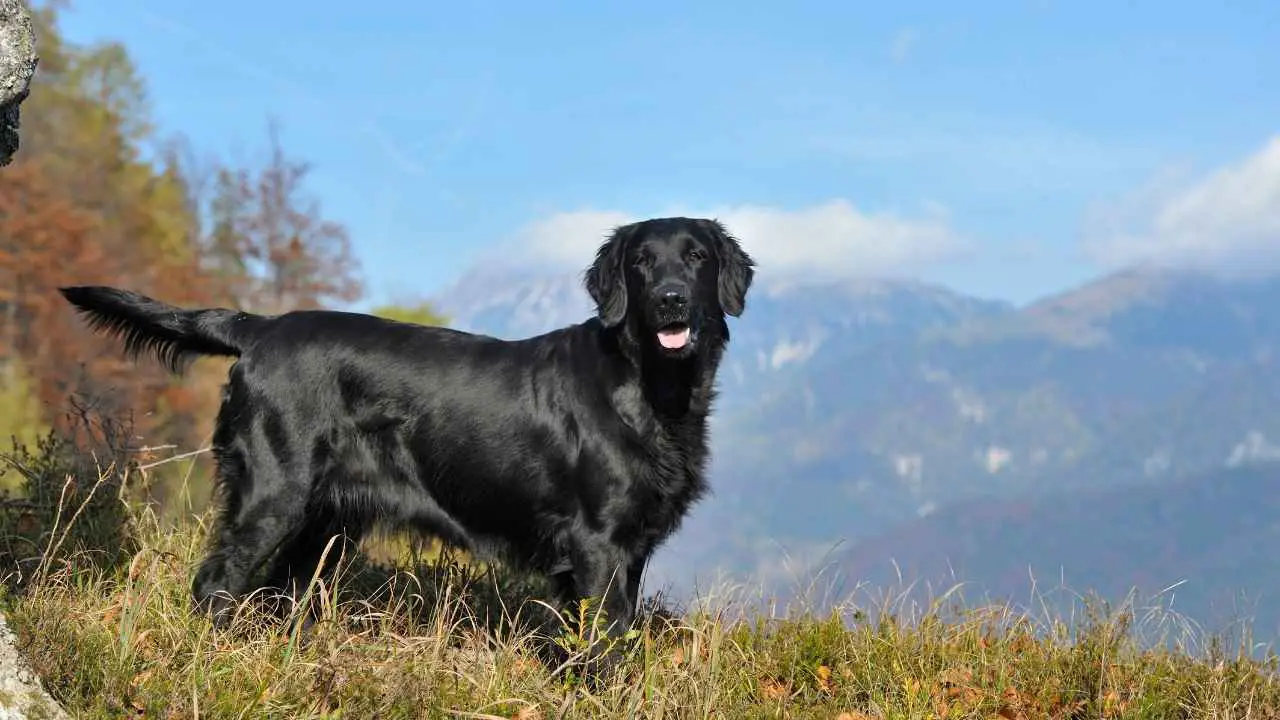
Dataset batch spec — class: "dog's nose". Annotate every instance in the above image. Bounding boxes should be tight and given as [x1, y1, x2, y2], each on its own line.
[658, 289, 688, 310]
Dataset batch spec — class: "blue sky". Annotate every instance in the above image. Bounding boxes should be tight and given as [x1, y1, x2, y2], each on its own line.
[60, 1, 1280, 310]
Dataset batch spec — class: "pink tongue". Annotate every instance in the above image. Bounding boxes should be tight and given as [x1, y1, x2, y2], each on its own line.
[658, 327, 690, 349]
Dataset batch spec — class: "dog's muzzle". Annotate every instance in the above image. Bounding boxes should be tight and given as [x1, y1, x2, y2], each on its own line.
[650, 285, 692, 351]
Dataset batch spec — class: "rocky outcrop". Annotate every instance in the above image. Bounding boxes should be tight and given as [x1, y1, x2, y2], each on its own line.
[0, 611, 67, 720]
[0, 0, 38, 167]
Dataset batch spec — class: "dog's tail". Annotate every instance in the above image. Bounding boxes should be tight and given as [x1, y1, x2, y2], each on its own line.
[59, 285, 267, 374]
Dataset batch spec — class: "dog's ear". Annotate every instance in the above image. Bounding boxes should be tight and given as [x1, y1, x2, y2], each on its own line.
[699, 219, 755, 317]
[583, 223, 634, 327]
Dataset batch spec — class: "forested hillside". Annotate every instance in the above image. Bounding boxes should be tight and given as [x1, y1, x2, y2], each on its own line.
[0, 4, 438, 513]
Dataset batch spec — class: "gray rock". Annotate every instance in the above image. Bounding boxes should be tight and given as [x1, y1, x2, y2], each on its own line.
[0, 611, 68, 719]
[0, 0, 38, 167]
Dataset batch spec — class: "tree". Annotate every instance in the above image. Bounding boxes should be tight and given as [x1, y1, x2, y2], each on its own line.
[369, 301, 449, 327]
[0, 5, 214, 449]
[198, 120, 363, 314]
[0, 4, 367, 477]
[0, 158, 113, 415]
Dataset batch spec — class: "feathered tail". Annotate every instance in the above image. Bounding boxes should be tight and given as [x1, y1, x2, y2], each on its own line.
[59, 286, 265, 373]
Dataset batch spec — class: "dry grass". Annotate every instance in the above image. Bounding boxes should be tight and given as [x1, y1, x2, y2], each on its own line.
[4, 469, 1280, 719]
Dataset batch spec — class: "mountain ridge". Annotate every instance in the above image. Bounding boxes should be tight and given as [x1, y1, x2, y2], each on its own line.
[433, 262, 1280, 636]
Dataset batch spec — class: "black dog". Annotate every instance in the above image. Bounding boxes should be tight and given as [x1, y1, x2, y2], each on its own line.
[60, 216, 754, 664]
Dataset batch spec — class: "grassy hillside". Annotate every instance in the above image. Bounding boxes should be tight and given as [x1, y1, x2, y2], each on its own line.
[4, 468, 1280, 718]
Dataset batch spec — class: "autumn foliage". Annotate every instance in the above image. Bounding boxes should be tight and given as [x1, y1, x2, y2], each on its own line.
[0, 5, 364, 463]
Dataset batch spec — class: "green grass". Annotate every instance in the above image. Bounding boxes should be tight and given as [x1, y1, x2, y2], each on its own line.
[4, 471, 1280, 719]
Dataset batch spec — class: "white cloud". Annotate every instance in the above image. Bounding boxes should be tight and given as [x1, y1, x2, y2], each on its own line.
[1083, 135, 1280, 276]
[506, 209, 636, 270]
[495, 199, 965, 284]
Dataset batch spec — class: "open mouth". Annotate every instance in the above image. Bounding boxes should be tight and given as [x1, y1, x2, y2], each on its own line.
[656, 322, 691, 350]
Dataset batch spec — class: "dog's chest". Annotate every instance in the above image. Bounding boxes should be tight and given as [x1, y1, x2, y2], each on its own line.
[617, 422, 708, 543]
[602, 376, 713, 544]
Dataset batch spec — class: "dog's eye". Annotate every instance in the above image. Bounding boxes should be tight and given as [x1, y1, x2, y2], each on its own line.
[686, 249, 707, 262]
[632, 254, 649, 267]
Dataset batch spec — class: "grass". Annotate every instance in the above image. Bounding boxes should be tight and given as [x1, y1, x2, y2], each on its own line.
[4, 469, 1280, 719]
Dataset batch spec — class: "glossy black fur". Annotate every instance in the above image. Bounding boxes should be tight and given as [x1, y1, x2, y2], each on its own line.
[59, 216, 755, 666]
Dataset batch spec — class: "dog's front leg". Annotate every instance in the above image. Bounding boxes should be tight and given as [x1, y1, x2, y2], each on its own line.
[572, 543, 643, 680]
[624, 551, 649, 619]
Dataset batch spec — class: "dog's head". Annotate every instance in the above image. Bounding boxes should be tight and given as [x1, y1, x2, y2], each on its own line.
[584, 217, 755, 359]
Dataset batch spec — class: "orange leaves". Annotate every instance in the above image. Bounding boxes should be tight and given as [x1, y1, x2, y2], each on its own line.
[931, 667, 983, 717]
[206, 120, 363, 315]
[670, 644, 686, 668]
[0, 76, 363, 457]
[0, 158, 109, 411]
[0, 160, 102, 288]
[994, 685, 1033, 720]
[667, 637, 712, 670]
[759, 676, 790, 701]
[1100, 689, 1130, 718]
[817, 666, 1093, 720]
[1007, 632, 1038, 656]
[815, 663, 835, 694]
[757, 661, 840, 705]
[0, 10, 365, 458]
[1052, 699, 1089, 720]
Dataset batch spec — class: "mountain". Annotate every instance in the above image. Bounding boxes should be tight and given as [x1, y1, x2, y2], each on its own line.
[433, 268, 595, 341]
[833, 460, 1280, 641]
[431, 263, 1280, 627]
[712, 270, 1280, 579]
[433, 269, 1013, 415]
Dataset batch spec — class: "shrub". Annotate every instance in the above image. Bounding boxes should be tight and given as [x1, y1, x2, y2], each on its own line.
[0, 398, 143, 590]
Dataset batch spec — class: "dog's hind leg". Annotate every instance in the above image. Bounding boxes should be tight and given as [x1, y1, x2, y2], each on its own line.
[191, 421, 314, 626]
[261, 510, 364, 614]
[192, 488, 309, 625]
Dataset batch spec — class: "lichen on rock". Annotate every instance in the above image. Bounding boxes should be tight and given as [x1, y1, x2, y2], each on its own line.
[0, 0, 38, 167]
